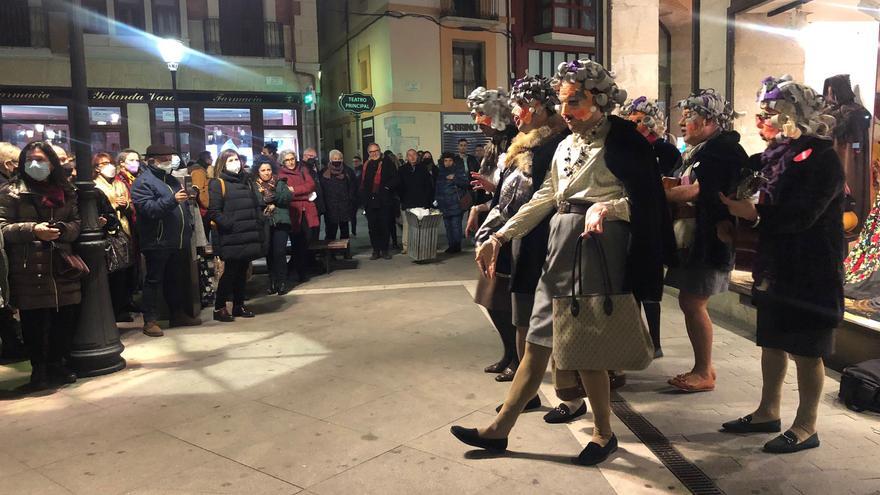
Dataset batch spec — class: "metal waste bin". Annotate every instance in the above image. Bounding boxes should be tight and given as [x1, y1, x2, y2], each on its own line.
[406, 209, 442, 262]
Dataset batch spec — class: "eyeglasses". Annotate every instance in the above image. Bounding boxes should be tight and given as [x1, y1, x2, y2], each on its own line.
[97, 161, 113, 166]
[368, 149, 380, 154]
[283, 158, 296, 163]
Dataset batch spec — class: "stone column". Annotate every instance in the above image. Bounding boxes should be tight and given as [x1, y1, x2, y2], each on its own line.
[611, 0, 660, 99]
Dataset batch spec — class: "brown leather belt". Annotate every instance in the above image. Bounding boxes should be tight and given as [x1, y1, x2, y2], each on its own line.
[557, 201, 594, 215]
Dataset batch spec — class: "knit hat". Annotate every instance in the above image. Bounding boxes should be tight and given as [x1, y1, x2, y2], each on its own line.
[510, 75, 559, 112]
[677, 89, 740, 131]
[466, 87, 513, 131]
[551, 59, 627, 114]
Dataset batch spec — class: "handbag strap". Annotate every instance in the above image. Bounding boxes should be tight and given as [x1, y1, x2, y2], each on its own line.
[569, 235, 615, 316]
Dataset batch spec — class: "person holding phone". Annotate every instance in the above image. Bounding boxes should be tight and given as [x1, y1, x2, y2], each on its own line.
[131, 143, 201, 337]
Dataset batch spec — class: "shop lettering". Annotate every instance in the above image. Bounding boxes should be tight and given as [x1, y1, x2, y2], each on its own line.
[443, 123, 479, 132]
[91, 90, 145, 101]
[213, 95, 264, 103]
[0, 90, 52, 100]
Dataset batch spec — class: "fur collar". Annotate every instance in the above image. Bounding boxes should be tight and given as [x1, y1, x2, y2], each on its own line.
[505, 114, 567, 176]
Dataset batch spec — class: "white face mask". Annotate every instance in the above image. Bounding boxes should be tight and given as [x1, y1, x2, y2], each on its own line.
[171, 155, 181, 167]
[156, 160, 176, 173]
[100, 164, 117, 179]
[225, 158, 242, 174]
[25, 160, 51, 181]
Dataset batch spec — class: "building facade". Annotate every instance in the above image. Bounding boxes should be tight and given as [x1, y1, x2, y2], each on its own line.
[0, 0, 319, 163]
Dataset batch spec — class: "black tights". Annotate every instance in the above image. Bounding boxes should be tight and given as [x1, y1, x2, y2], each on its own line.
[487, 308, 518, 368]
[644, 301, 662, 350]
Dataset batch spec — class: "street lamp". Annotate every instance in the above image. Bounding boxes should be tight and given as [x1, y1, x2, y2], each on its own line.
[158, 38, 185, 155]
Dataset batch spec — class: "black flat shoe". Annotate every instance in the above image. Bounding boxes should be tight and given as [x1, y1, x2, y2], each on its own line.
[573, 434, 618, 466]
[47, 363, 77, 385]
[484, 360, 509, 374]
[450, 426, 507, 452]
[276, 283, 291, 296]
[544, 401, 587, 424]
[721, 414, 782, 434]
[266, 283, 277, 295]
[232, 306, 255, 318]
[763, 431, 820, 454]
[213, 308, 234, 322]
[654, 347, 664, 359]
[495, 367, 516, 382]
[495, 395, 541, 413]
[27, 364, 49, 391]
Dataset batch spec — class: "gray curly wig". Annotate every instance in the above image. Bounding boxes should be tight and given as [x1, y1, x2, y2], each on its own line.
[619, 96, 667, 135]
[757, 75, 834, 140]
[510, 75, 559, 112]
[551, 59, 627, 114]
[677, 89, 740, 131]
[466, 87, 513, 131]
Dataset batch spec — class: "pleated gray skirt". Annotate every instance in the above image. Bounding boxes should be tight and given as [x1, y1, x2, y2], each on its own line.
[526, 212, 631, 348]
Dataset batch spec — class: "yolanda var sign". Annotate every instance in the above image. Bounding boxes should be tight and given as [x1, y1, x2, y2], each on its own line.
[338, 92, 376, 115]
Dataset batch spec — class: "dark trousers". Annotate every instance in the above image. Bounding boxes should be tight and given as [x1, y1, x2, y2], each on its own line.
[443, 214, 463, 249]
[0, 307, 22, 352]
[19, 305, 78, 366]
[142, 249, 185, 322]
[215, 258, 249, 309]
[287, 226, 311, 280]
[644, 301, 662, 350]
[388, 209, 399, 246]
[325, 220, 350, 240]
[268, 225, 291, 285]
[108, 269, 130, 317]
[366, 207, 391, 252]
[351, 213, 358, 235]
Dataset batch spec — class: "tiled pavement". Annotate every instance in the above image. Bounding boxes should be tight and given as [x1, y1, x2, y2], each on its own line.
[2, 233, 880, 494]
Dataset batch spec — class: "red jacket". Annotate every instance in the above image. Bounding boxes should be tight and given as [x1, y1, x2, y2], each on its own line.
[277, 164, 319, 230]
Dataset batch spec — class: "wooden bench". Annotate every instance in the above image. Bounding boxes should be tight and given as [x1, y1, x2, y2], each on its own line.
[307, 238, 352, 273]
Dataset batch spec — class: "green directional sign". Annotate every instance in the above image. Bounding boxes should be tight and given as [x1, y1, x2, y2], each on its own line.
[338, 92, 376, 115]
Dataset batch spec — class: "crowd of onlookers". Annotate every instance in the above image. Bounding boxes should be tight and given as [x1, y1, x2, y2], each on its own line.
[0, 135, 486, 392]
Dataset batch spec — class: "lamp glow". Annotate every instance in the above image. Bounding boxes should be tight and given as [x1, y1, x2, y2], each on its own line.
[158, 38, 185, 71]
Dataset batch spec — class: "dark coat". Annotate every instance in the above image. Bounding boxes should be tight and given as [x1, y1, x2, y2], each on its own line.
[319, 166, 358, 223]
[256, 177, 292, 226]
[510, 123, 569, 295]
[131, 164, 193, 251]
[604, 115, 677, 302]
[456, 154, 479, 174]
[0, 168, 15, 187]
[358, 156, 399, 209]
[434, 161, 469, 216]
[679, 131, 748, 271]
[652, 137, 681, 177]
[0, 179, 82, 310]
[207, 171, 266, 261]
[754, 137, 845, 329]
[398, 162, 435, 209]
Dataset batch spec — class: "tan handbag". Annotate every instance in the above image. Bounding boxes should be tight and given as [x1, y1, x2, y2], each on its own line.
[552, 235, 654, 371]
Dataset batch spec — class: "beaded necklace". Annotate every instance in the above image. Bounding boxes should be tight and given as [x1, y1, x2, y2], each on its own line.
[562, 115, 606, 177]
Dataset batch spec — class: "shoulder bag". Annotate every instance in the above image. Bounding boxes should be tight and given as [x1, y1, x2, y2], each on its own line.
[105, 228, 132, 272]
[552, 235, 654, 371]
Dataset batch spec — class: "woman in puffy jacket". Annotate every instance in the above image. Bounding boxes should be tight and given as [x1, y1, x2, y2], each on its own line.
[207, 150, 266, 322]
[0, 141, 82, 391]
[276, 150, 319, 283]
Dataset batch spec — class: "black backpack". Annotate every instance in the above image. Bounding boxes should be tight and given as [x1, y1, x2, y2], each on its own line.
[839, 359, 880, 413]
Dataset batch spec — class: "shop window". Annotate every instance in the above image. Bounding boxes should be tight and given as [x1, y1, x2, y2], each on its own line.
[452, 41, 485, 100]
[1, 105, 71, 151]
[204, 107, 253, 164]
[541, 0, 596, 34]
[88, 106, 126, 155]
[154, 106, 192, 160]
[115, 0, 145, 30]
[154, 107, 191, 123]
[262, 108, 299, 156]
[152, 0, 181, 38]
[81, 0, 109, 35]
[527, 50, 590, 78]
[263, 108, 297, 126]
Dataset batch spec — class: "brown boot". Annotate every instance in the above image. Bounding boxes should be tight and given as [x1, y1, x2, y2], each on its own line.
[169, 311, 202, 328]
[143, 321, 164, 337]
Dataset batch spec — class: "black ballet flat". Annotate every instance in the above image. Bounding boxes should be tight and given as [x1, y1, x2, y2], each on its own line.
[450, 426, 507, 452]
[484, 360, 509, 374]
[572, 434, 618, 466]
[543, 401, 587, 424]
[763, 431, 820, 454]
[495, 367, 516, 382]
[721, 414, 782, 434]
[495, 395, 541, 413]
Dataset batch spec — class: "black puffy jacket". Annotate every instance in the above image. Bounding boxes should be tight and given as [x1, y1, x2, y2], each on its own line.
[207, 170, 266, 261]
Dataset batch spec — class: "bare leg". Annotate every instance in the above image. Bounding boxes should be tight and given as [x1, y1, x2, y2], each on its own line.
[675, 291, 715, 382]
[789, 353, 825, 441]
[515, 326, 527, 361]
[481, 342, 552, 438]
[751, 347, 787, 422]
[578, 369, 613, 446]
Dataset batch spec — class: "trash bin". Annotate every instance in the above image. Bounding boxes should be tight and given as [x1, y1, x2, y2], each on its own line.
[406, 208, 443, 262]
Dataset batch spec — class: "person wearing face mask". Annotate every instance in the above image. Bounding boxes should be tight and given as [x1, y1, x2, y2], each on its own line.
[0, 141, 82, 391]
[452, 59, 673, 466]
[255, 161, 292, 295]
[131, 143, 200, 337]
[719, 76, 843, 454]
[664, 90, 748, 393]
[277, 150, 319, 282]
[207, 150, 266, 321]
[93, 152, 133, 322]
[397, 148, 435, 254]
[319, 149, 358, 241]
[0, 141, 20, 187]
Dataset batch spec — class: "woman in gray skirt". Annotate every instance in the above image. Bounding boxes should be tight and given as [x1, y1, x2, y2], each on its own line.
[451, 59, 673, 466]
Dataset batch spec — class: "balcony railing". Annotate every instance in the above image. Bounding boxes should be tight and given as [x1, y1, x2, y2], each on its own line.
[440, 0, 499, 20]
[204, 19, 284, 58]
